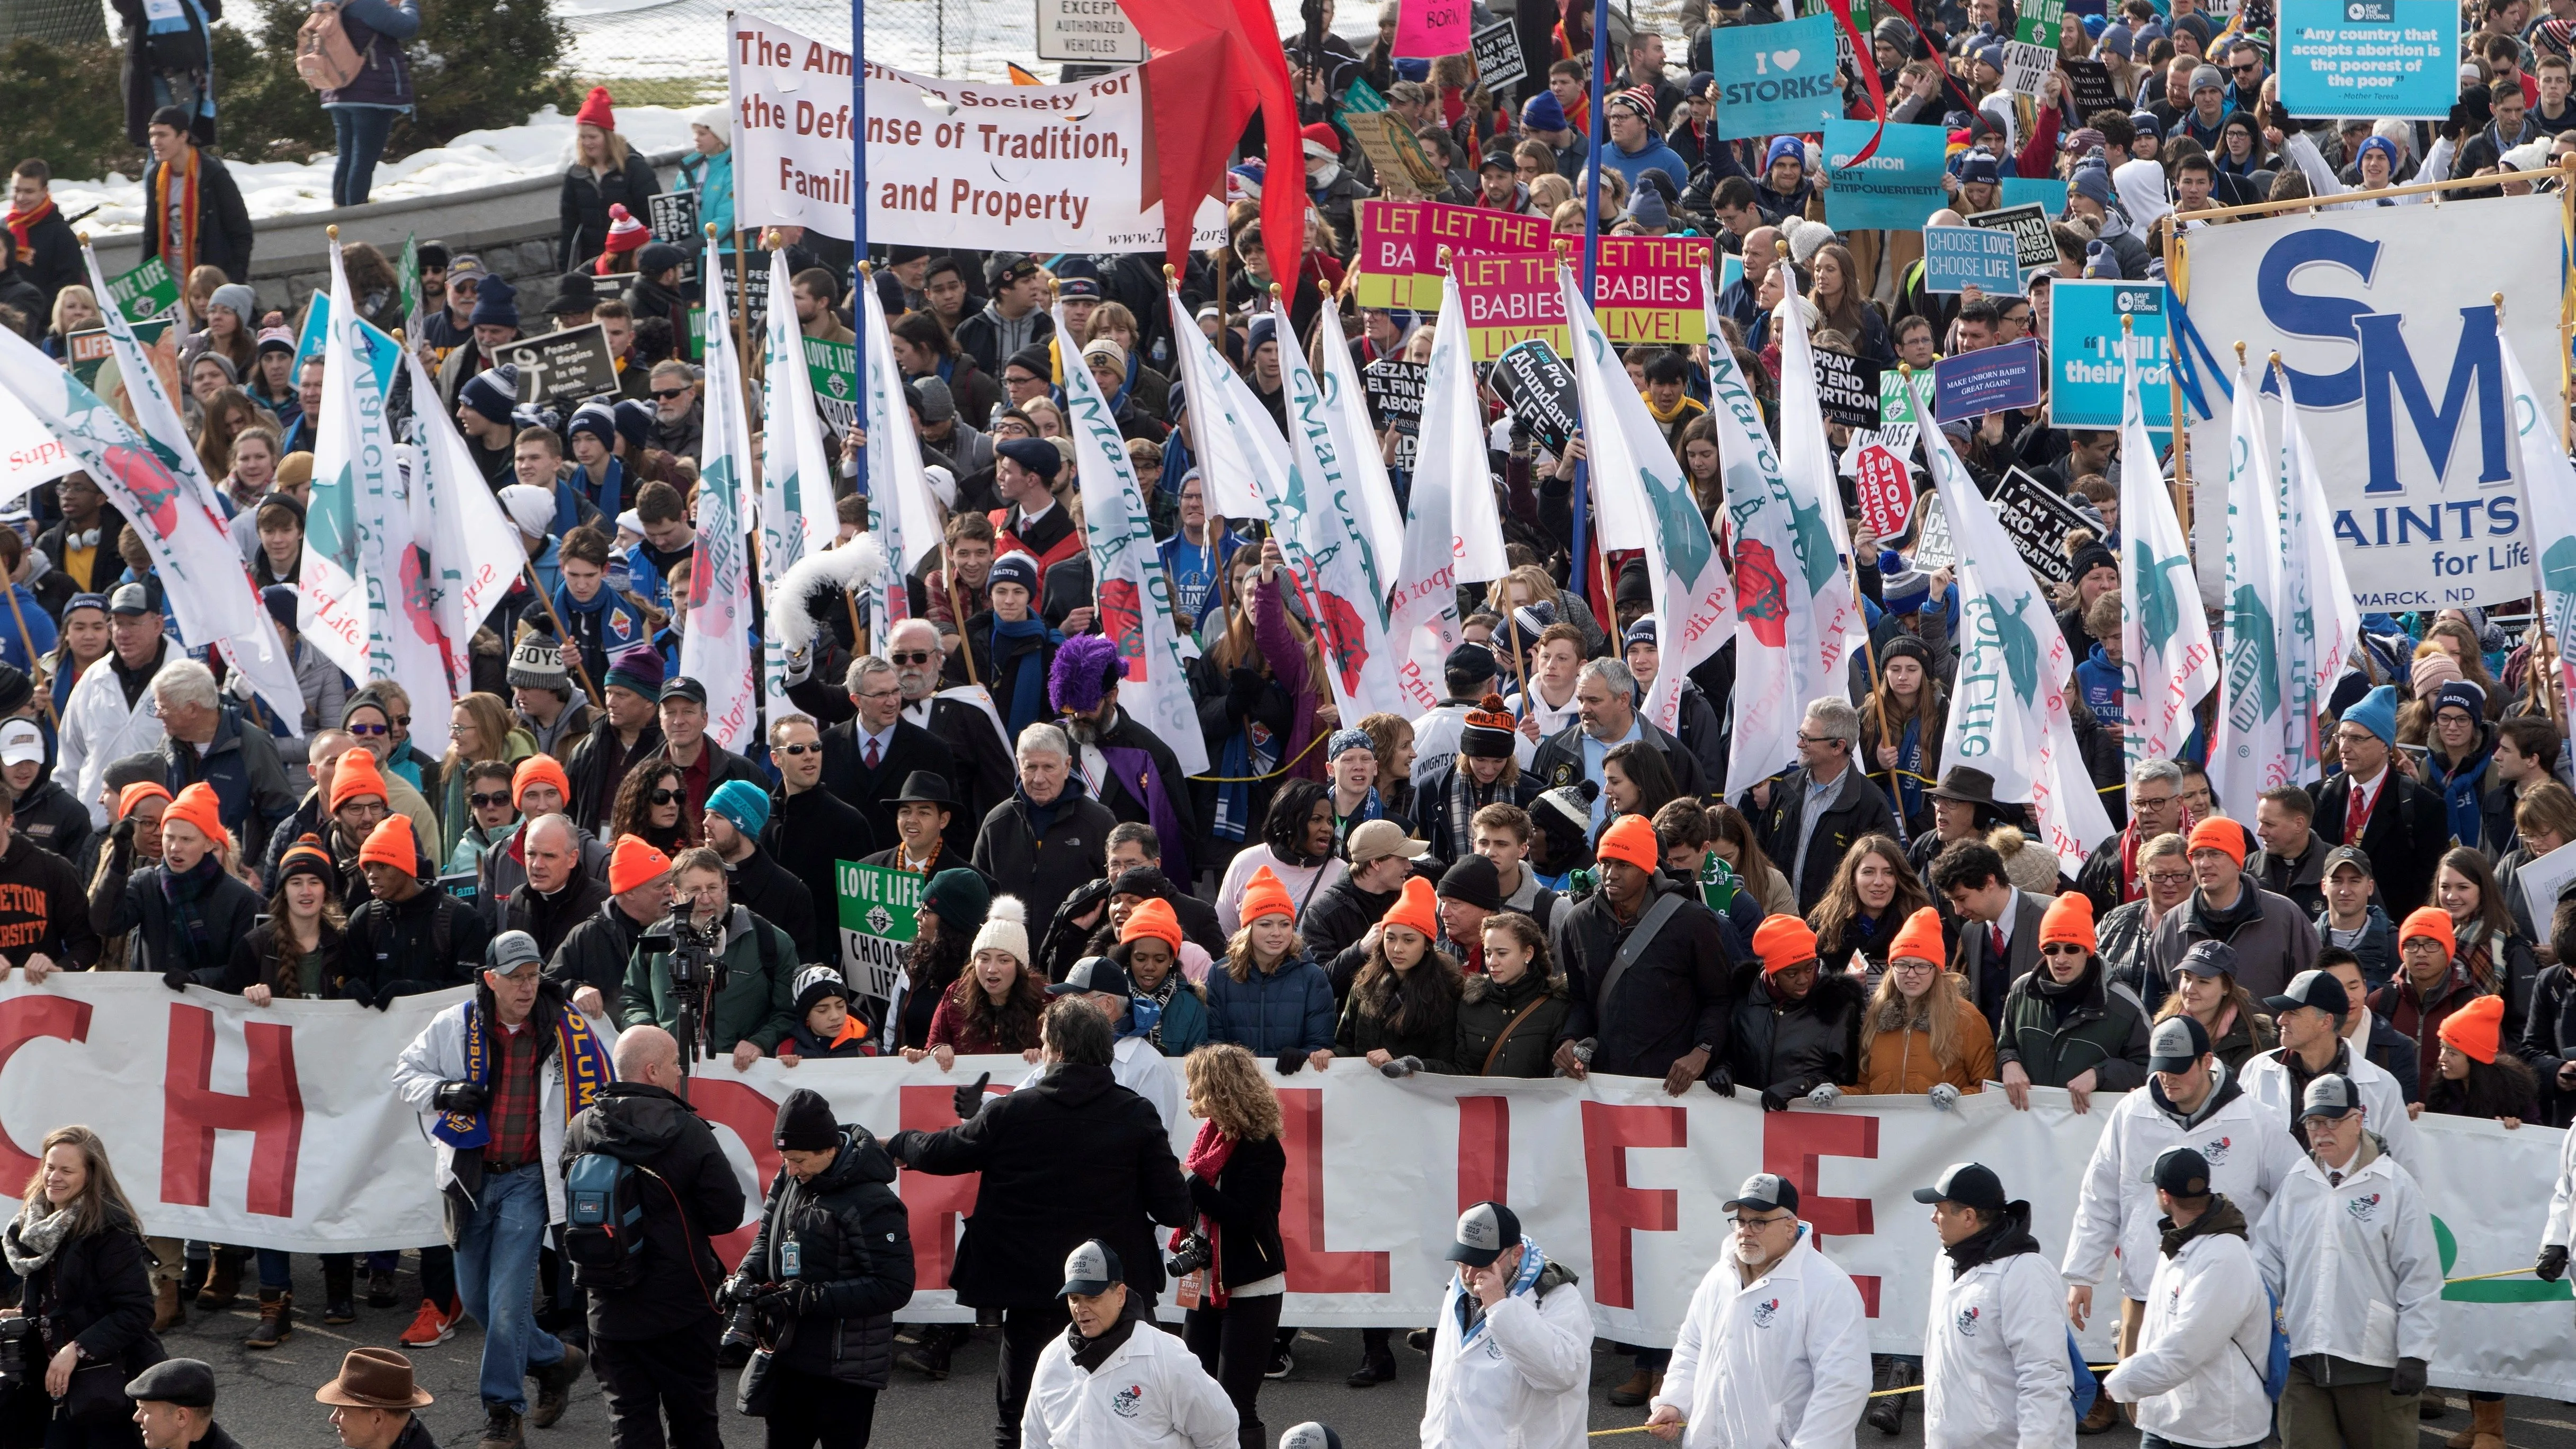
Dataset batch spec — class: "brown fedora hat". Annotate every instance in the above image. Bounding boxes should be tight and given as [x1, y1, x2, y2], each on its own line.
[315, 1347, 433, 1409]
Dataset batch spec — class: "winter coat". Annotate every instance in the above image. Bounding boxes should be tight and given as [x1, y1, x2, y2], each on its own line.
[558, 1081, 747, 1340]
[545, 897, 655, 1019]
[2250, 835, 2329, 919]
[890, 1061, 1192, 1309]
[1138, 979, 1210, 1056]
[1552, 877, 1739, 1082]
[1856, 996, 1997, 1095]
[218, 917, 343, 999]
[318, 0, 418, 110]
[620, 904, 799, 1054]
[1334, 966, 1462, 1072]
[392, 982, 585, 1224]
[721, 841, 820, 966]
[1650, 1225, 1873, 1449]
[736, 1127, 913, 1387]
[971, 782, 1119, 938]
[559, 155, 664, 272]
[2319, 904, 2397, 991]
[562, 716, 663, 837]
[1920, 1205, 2074, 1449]
[1023, 1296, 1240, 1449]
[88, 854, 261, 983]
[341, 884, 491, 1004]
[765, 786, 878, 944]
[2250, 1133, 2442, 1380]
[2239, 1043, 2423, 1174]
[502, 871, 614, 963]
[2313, 768, 2452, 918]
[10, 776, 90, 867]
[1723, 962, 1866, 1097]
[140, 149, 254, 282]
[1993, 960, 2151, 1091]
[1532, 715, 1706, 811]
[162, 704, 298, 863]
[2062, 1074, 2301, 1302]
[58, 648, 168, 831]
[1202, 953, 1336, 1057]
[0, 833, 98, 968]
[2100, 1199, 2277, 1447]
[1419, 1249, 1592, 1449]
[1738, 765, 1902, 914]
[8, 1206, 164, 1411]
[1453, 969, 1574, 1077]
[1184, 1132, 1284, 1295]
[2141, 874, 2319, 1003]
[1301, 876, 1400, 992]
[2520, 962, 2576, 1123]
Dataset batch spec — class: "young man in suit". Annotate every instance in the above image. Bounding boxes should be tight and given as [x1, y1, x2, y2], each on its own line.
[1933, 839, 2051, 1025]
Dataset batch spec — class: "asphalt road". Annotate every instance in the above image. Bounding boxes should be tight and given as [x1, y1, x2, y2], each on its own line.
[161, 1253, 2576, 1447]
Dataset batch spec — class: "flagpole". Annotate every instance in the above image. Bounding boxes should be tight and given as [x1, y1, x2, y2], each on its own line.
[2496, 286, 2570, 736]
[2162, 215, 2190, 539]
[525, 561, 605, 708]
[0, 581, 56, 729]
[1570, 0, 1609, 609]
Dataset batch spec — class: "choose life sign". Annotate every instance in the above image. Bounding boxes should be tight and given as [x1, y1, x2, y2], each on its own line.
[2277, 0, 2461, 119]
[1710, 14, 1842, 138]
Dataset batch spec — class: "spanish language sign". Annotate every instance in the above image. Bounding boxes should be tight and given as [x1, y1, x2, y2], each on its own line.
[1823, 120, 1949, 230]
[1709, 14, 1842, 138]
[2276, 0, 2460, 118]
[1353, 199, 1550, 310]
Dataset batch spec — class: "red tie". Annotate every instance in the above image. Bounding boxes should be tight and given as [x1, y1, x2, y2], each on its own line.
[2346, 780, 2369, 842]
[864, 738, 881, 771]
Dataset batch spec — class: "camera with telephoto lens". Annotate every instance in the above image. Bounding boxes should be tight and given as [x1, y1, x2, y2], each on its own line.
[1165, 1232, 1213, 1278]
[0, 1315, 38, 1399]
[665, 897, 727, 994]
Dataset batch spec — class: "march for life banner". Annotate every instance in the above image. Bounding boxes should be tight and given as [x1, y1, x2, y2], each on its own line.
[731, 12, 1227, 251]
[2173, 193, 2560, 609]
[13, 974, 2574, 1392]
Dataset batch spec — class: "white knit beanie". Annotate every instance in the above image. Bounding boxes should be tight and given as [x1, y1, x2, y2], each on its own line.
[970, 896, 1030, 967]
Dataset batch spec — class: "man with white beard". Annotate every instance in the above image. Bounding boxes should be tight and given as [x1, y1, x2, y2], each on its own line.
[885, 616, 1012, 853]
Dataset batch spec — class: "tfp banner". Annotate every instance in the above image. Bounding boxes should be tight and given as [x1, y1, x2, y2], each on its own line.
[736, 12, 1226, 251]
[2174, 193, 2559, 609]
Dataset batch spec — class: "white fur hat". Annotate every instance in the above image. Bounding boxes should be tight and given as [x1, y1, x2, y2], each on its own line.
[1779, 214, 1836, 267]
[970, 895, 1030, 966]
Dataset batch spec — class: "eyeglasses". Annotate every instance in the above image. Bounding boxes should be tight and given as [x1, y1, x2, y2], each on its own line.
[652, 387, 690, 401]
[857, 688, 902, 701]
[889, 650, 934, 665]
[2143, 870, 2193, 888]
[647, 789, 684, 806]
[469, 792, 513, 810]
[1727, 1213, 1795, 1228]
[776, 742, 819, 757]
[2229, 61, 2259, 73]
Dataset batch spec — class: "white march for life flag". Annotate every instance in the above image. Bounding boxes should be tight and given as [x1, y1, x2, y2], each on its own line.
[1562, 266, 1732, 733]
[1720, 275, 1860, 792]
[760, 246, 834, 730]
[1390, 271, 1494, 715]
[2501, 325, 2576, 726]
[860, 267, 943, 627]
[683, 231, 759, 748]
[2117, 322, 2215, 769]
[1307, 303, 1409, 577]
[1164, 288, 1271, 523]
[404, 349, 527, 700]
[2211, 349, 2291, 812]
[1915, 416, 2114, 874]
[1274, 304, 1408, 723]
[2274, 362, 2360, 787]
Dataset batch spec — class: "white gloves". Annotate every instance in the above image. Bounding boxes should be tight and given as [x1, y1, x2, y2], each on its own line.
[1806, 1083, 1842, 1108]
[1928, 1082, 1962, 1112]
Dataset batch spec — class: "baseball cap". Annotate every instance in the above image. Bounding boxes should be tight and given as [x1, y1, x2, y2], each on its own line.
[2323, 843, 2373, 877]
[0, 719, 42, 768]
[1345, 818, 1428, 868]
[2150, 1145, 2212, 1196]
[1447, 1201, 1521, 1267]
[1059, 1239, 1124, 1296]
[1721, 1172, 1799, 1215]
[2173, 939, 2239, 981]
[2301, 1072, 2363, 1119]
[1278, 1426, 1343, 1449]
[2146, 1015, 2211, 1073]
[659, 676, 709, 706]
[1912, 1161, 2008, 1212]
[2265, 967, 2349, 1019]
[1050, 955, 1131, 999]
[109, 581, 158, 616]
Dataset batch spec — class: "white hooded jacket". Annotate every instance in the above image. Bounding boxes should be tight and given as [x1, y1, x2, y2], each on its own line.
[1651, 1224, 1872, 1449]
[2249, 1134, 2441, 1373]
[2099, 1203, 2276, 1448]
[1021, 1304, 1239, 1449]
[2237, 1044, 2420, 1173]
[2062, 1071, 2301, 1301]
[1420, 1238, 1593, 1449]
[391, 994, 576, 1224]
[1922, 1212, 2075, 1449]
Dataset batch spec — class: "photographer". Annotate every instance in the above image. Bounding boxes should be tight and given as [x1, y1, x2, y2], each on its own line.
[724, 1088, 912, 1448]
[619, 847, 799, 1070]
[560, 1026, 745, 1449]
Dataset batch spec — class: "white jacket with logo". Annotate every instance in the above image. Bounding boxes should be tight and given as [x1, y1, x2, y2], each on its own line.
[2541, 1105, 2576, 1251]
[1922, 1235, 2074, 1449]
[2062, 1077, 2301, 1301]
[2100, 1212, 2276, 1448]
[1419, 1246, 1592, 1449]
[1651, 1225, 1871, 1449]
[2249, 1137, 2440, 1372]
[1021, 1308, 1238, 1449]
[2237, 1046, 2420, 1174]
[57, 651, 166, 830]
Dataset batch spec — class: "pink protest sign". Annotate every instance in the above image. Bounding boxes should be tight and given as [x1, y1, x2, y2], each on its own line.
[1394, 0, 1471, 58]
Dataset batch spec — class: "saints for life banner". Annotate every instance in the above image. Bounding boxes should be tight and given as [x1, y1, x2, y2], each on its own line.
[2174, 193, 2558, 608]
[24, 973, 2570, 1395]
[733, 12, 1225, 251]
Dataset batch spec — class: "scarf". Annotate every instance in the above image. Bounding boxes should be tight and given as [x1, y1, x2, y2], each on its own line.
[1894, 714, 1926, 823]
[4, 195, 52, 261]
[2, 1203, 76, 1276]
[1644, 391, 1695, 425]
[1137, 971, 1182, 1050]
[2455, 919, 2500, 992]
[1446, 766, 1506, 856]
[159, 854, 227, 973]
[428, 997, 613, 1150]
[992, 613, 1057, 738]
[153, 146, 202, 282]
[581, 457, 626, 521]
[1177, 1121, 1238, 1305]
[1334, 787, 1385, 843]
[1211, 717, 1278, 843]
[1451, 1233, 1547, 1344]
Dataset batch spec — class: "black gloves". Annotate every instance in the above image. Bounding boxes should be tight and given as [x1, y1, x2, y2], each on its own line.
[1275, 1050, 1308, 1076]
[884, 1128, 924, 1165]
[2541, 1245, 2570, 1282]
[432, 1080, 491, 1115]
[715, 1275, 756, 1311]
[108, 815, 135, 868]
[1227, 668, 1265, 719]
[2390, 1357, 2428, 1397]
[1706, 1068, 1735, 1098]
[1759, 1088, 1790, 1113]
[1379, 1055, 1422, 1079]
[757, 1282, 810, 1319]
[952, 1071, 991, 1121]
[162, 968, 192, 993]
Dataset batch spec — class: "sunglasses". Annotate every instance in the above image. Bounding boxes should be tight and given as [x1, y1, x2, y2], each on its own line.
[889, 650, 933, 665]
[775, 742, 819, 757]
[652, 387, 690, 401]
[2040, 942, 2089, 956]
[469, 792, 513, 810]
[647, 789, 684, 806]
[346, 723, 389, 736]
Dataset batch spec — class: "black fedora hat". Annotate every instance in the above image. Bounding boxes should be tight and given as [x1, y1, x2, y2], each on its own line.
[892, 770, 958, 809]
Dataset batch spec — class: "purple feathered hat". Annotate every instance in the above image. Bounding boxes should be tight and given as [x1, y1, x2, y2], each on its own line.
[1049, 633, 1126, 715]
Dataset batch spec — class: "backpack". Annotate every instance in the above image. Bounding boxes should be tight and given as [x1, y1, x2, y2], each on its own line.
[296, 4, 366, 91]
[563, 1152, 650, 1290]
[2238, 1282, 2292, 1401]
[2065, 1327, 2098, 1418]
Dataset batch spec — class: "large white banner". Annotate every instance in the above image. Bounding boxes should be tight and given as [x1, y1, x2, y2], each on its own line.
[2174, 193, 2563, 609]
[19, 970, 2568, 1394]
[731, 11, 1226, 251]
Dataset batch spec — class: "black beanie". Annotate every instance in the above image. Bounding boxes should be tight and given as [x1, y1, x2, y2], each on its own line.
[773, 1088, 840, 1152]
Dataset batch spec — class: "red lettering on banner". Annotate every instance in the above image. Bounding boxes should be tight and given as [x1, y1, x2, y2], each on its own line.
[685, 1079, 782, 1265]
[1455, 1096, 1509, 1211]
[897, 1083, 986, 1291]
[1764, 1111, 1883, 1315]
[1278, 1088, 1390, 1292]
[0, 995, 91, 1189]
[161, 1003, 303, 1217]
[1581, 1100, 1683, 1309]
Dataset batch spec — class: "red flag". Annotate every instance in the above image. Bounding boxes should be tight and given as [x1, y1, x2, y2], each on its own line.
[1119, 0, 1308, 302]
[1817, 0, 1888, 164]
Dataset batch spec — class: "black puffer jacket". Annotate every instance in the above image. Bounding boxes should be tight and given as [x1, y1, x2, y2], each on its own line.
[560, 1082, 747, 1341]
[88, 853, 262, 982]
[1995, 957, 2153, 1091]
[341, 884, 492, 1004]
[1722, 962, 1868, 1096]
[558, 154, 663, 271]
[735, 1128, 913, 1388]
[1452, 969, 1574, 1077]
[1552, 877, 1740, 1081]
[545, 898, 656, 1019]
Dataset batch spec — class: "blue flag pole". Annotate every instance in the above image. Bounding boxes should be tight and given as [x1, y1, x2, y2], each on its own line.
[1572, 0, 1609, 606]
[852, 0, 869, 505]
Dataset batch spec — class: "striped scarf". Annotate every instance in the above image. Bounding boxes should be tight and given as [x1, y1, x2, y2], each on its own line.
[153, 147, 201, 282]
[429, 998, 613, 1150]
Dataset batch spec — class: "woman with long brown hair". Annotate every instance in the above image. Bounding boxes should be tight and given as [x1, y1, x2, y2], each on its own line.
[1858, 637, 1949, 836]
[1809, 835, 1936, 983]
[2, 1125, 164, 1448]
[1807, 242, 1893, 366]
[610, 762, 693, 854]
[1677, 413, 1724, 517]
[917, 896, 1046, 1062]
[1175, 1043, 1288, 1442]
[2437, 846, 2541, 1017]
[1193, 541, 1333, 851]
[438, 692, 534, 866]
[1456, 911, 1572, 1077]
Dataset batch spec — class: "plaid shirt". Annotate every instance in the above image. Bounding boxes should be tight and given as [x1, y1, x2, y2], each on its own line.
[485, 1020, 544, 1170]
